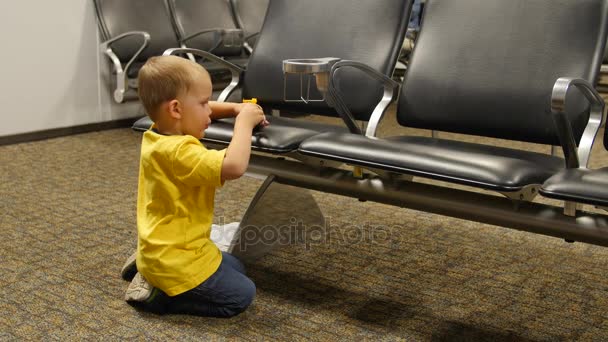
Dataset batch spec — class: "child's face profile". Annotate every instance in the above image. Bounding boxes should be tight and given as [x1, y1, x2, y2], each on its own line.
[178, 76, 213, 139]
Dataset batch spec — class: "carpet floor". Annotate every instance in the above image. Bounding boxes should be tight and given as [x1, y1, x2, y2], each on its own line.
[2, 113, 608, 341]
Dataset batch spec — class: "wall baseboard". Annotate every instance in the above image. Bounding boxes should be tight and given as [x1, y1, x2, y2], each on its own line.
[0, 118, 140, 146]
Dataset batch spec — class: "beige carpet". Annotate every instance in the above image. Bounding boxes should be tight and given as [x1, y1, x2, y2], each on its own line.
[1, 114, 608, 340]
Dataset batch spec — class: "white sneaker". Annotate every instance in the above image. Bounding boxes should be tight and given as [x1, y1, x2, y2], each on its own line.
[125, 272, 153, 302]
[210, 222, 240, 252]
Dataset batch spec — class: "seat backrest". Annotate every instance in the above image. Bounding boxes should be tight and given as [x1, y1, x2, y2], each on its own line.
[242, 0, 411, 120]
[229, 0, 269, 47]
[398, 0, 608, 146]
[93, 0, 179, 62]
[168, 0, 242, 56]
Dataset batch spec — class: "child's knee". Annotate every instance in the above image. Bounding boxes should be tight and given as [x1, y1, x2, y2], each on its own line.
[227, 278, 256, 317]
[242, 279, 256, 307]
[239, 278, 257, 309]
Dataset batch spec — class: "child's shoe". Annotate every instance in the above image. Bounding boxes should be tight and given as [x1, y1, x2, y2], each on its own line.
[125, 272, 167, 314]
[120, 252, 137, 281]
[125, 272, 153, 302]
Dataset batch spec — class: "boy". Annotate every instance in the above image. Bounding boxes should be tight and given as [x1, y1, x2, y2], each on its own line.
[123, 55, 268, 317]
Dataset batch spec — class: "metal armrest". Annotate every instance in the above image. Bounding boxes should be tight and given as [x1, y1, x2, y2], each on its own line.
[243, 32, 261, 54]
[551, 77, 605, 168]
[181, 28, 244, 54]
[100, 31, 151, 103]
[282, 58, 399, 136]
[328, 61, 400, 137]
[163, 48, 245, 102]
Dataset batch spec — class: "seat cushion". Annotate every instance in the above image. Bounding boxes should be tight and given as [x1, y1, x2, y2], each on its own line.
[203, 116, 347, 153]
[133, 116, 347, 153]
[133, 116, 152, 132]
[298, 132, 565, 192]
[540, 168, 608, 206]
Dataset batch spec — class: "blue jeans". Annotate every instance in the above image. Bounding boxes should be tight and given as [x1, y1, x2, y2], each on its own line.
[150, 252, 256, 318]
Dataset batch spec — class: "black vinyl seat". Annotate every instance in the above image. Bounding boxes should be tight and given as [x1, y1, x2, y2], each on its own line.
[300, 134, 564, 191]
[133, 115, 347, 153]
[169, 0, 244, 57]
[134, 0, 412, 154]
[540, 167, 608, 207]
[93, 0, 181, 103]
[125, 61, 146, 79]
[229, 0, 269, 54]
[168, 0, 250, 88]
[124, 62, 243, 81]
[94, 0, 250, 103]
[133, 100, 350, 151]
[299, 0, 608, 193]
[540, 128, 608, 207]
[125, 58, 238, 81]
[201, 117, 347, 153]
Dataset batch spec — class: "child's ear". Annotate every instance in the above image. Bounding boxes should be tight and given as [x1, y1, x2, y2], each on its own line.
[168, 99, 181, 119]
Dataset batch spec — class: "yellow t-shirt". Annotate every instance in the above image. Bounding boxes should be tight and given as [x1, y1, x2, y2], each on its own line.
[136, 128, 226, 296]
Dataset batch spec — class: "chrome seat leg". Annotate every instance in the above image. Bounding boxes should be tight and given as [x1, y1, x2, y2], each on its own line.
[229, 175, 326, 263]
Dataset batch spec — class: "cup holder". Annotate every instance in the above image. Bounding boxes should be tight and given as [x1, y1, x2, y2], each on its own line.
[282, 58, 340, 103]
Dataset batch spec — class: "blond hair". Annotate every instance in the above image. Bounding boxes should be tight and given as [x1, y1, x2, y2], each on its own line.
[137, 55, 210, 121]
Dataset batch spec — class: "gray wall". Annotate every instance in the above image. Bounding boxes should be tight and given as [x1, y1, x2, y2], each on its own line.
[0, 0, 142, 137]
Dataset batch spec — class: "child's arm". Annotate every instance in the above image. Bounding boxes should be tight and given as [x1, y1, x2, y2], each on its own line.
[221, 106, 267, 181]
[209, 101, 252, 120]
[210, 101, 270, 125]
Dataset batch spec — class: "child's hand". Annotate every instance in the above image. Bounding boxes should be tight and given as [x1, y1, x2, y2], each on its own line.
[236, 103, 269, 129]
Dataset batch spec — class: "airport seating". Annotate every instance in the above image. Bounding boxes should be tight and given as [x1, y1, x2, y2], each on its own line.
[93, 0, 179, 102]
[93, 0, 246, 103]
[133, 0, 412, 154]
[131, 0, 412, 261]
[133, 0, 608, 260]
[291, 0, 608, 247]
[299, 0, 606, 191]
[168, 0, 249, 89]
[229, 0, 269, 54]
[549, 39, 608, 207]
[541, 34, 608, 207]
[540, 119, 608, 210]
